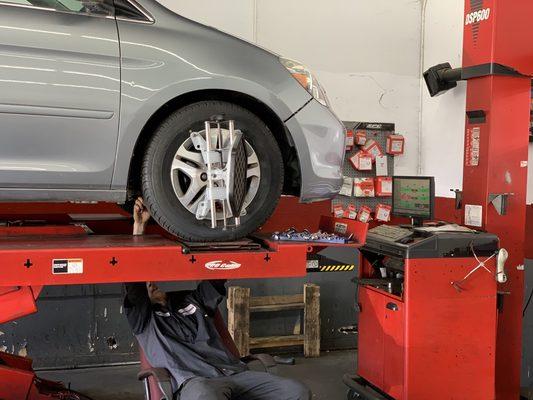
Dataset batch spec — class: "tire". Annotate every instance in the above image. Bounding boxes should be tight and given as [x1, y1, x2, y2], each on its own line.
[141, 101, 284, 242]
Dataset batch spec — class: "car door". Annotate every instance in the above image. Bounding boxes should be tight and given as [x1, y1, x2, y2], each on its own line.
[0, 0, 120, 195]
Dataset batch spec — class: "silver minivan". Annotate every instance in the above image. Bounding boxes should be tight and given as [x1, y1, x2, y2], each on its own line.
[0, 0, 346, 241]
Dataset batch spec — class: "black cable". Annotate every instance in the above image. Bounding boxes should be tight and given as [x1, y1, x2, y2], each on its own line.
[523, 287, 533, 317]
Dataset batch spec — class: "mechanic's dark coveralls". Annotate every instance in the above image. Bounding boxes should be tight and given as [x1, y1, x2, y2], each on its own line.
[124, 281, 311, 400]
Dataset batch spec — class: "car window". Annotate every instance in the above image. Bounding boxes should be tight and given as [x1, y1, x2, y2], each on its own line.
[114, 0, 152, 22]
[4, 0, 32, 5]
[1, 0, 114, 16]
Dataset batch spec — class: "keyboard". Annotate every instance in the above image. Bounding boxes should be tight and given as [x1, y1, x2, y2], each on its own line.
[367, 225, 413, 242]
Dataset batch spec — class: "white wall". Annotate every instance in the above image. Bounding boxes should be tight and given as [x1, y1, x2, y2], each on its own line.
[156, 0, 256, 41]
[157, 0, 423, 176]
[419, 0, 466, 198]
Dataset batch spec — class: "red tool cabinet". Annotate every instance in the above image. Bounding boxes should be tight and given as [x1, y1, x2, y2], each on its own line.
[353, 231, 499, 400]
[358, 286, 405, 399]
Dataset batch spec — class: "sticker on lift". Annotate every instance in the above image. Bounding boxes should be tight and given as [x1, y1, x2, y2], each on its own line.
[205, 260, 241, 271]
[465, 8, 491, 25]
[306, 260, 319, 271]
[334, 222, 348, 235]
[465, 127, 480, 167]
[465, 205, 483, 227]
[52, 259, 84, 274]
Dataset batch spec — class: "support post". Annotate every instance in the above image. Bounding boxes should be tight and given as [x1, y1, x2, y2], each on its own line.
[459, 2, 533, 397]
[424, 1, 533, 396]
[304, 283, 320, 357]
[462, 75, 530, 399]
[227, 286, 250, 357]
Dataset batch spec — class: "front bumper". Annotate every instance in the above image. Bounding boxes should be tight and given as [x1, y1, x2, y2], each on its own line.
[285, 100, 345, 203]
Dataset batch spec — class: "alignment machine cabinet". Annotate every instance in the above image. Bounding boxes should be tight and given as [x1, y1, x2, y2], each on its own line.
[348, 177, 500, 400]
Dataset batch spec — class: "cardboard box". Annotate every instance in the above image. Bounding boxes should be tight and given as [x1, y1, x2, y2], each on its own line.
[357, 205, 372, 223]
[355, 130, 367, 146]
[375, 176, 392, 197]
[376, 204, 392, 222]
[386, 134, 405, 155]
[354, 178, 375, 197]
[362, 139, 384, 161]
[345, 130, 354, 150]
[349, 151, 372, 171]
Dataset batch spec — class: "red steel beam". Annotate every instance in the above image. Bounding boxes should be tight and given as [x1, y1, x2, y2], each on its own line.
[0, 233, 309, 324]
[0, 235, 308, 287]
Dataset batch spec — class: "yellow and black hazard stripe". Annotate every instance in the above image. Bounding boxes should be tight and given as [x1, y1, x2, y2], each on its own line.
[319, 265, 356, 272]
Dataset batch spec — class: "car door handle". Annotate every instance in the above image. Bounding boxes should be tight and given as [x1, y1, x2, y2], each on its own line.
[386, 302, 398, 311]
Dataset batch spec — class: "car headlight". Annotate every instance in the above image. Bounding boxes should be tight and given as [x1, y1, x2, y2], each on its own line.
[280, 57, 331, 108]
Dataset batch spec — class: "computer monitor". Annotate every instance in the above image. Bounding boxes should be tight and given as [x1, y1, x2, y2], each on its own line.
[392, 176, 435, 226]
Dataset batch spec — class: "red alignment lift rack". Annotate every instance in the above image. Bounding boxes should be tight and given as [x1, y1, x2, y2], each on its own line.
[0, 205, 367, 400]
[0, 227, 307, 323]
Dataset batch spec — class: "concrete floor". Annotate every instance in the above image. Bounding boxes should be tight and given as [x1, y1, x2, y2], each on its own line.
[39, 350, 356, 400]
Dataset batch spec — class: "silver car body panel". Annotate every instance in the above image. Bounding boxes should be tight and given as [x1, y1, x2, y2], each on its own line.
[0, 188, 126, 202]
[111, 1, 313, 189]
[0, 5, 120, 190]
[285, 100, 345, 202]
[0, 0, 344, 202]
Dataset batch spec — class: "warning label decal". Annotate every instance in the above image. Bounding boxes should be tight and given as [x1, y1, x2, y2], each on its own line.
[52, 259, 84, 275]
[465, 127, 480, 167]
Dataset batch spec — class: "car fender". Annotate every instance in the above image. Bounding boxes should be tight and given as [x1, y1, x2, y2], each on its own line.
[111, 75, 309, 190]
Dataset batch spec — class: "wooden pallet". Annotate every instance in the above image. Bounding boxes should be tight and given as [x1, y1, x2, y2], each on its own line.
[227, 284, 320, 357]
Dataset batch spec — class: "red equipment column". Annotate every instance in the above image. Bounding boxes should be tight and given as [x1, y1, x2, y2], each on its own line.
[461, 1, 533, 398]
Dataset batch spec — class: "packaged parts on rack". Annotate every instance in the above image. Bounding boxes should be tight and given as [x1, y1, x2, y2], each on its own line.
[386, 134, 405, 155]
[375, 155, 388, 176]
[362, 139, 384, 161]
[375, 176, 392, 196]
[375, 204, 392, 222]
[344, 204, 357, 220]
[339, 177, 354, 197]
[345, 130, 354, 150]
[333, 203, 344, 218]
[354, 178, 375, 197]
[355, 130, 367, 146]
[357, 205, 373, 223]
[349, 151, 372, 171]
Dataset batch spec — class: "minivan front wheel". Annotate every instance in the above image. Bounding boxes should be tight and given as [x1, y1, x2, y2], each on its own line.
[141, 101, 284, 242]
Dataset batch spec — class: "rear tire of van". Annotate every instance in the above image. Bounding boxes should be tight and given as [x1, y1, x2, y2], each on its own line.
[141, 100, 284, 242]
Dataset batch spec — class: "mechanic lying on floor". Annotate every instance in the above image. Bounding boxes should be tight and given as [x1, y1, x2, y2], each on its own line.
[124, 197, 311, 400]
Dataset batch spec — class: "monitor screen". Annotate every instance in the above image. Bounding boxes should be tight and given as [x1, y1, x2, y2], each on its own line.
[392, 176, 435, 220]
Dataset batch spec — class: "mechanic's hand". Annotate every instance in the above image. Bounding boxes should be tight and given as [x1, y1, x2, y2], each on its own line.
[133, 197, 151, 235]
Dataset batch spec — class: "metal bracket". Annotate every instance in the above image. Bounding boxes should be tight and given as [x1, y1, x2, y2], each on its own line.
[488, 193, 513, 216]
[192, 118, 246, 230]
[450, 189, 462, 210]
